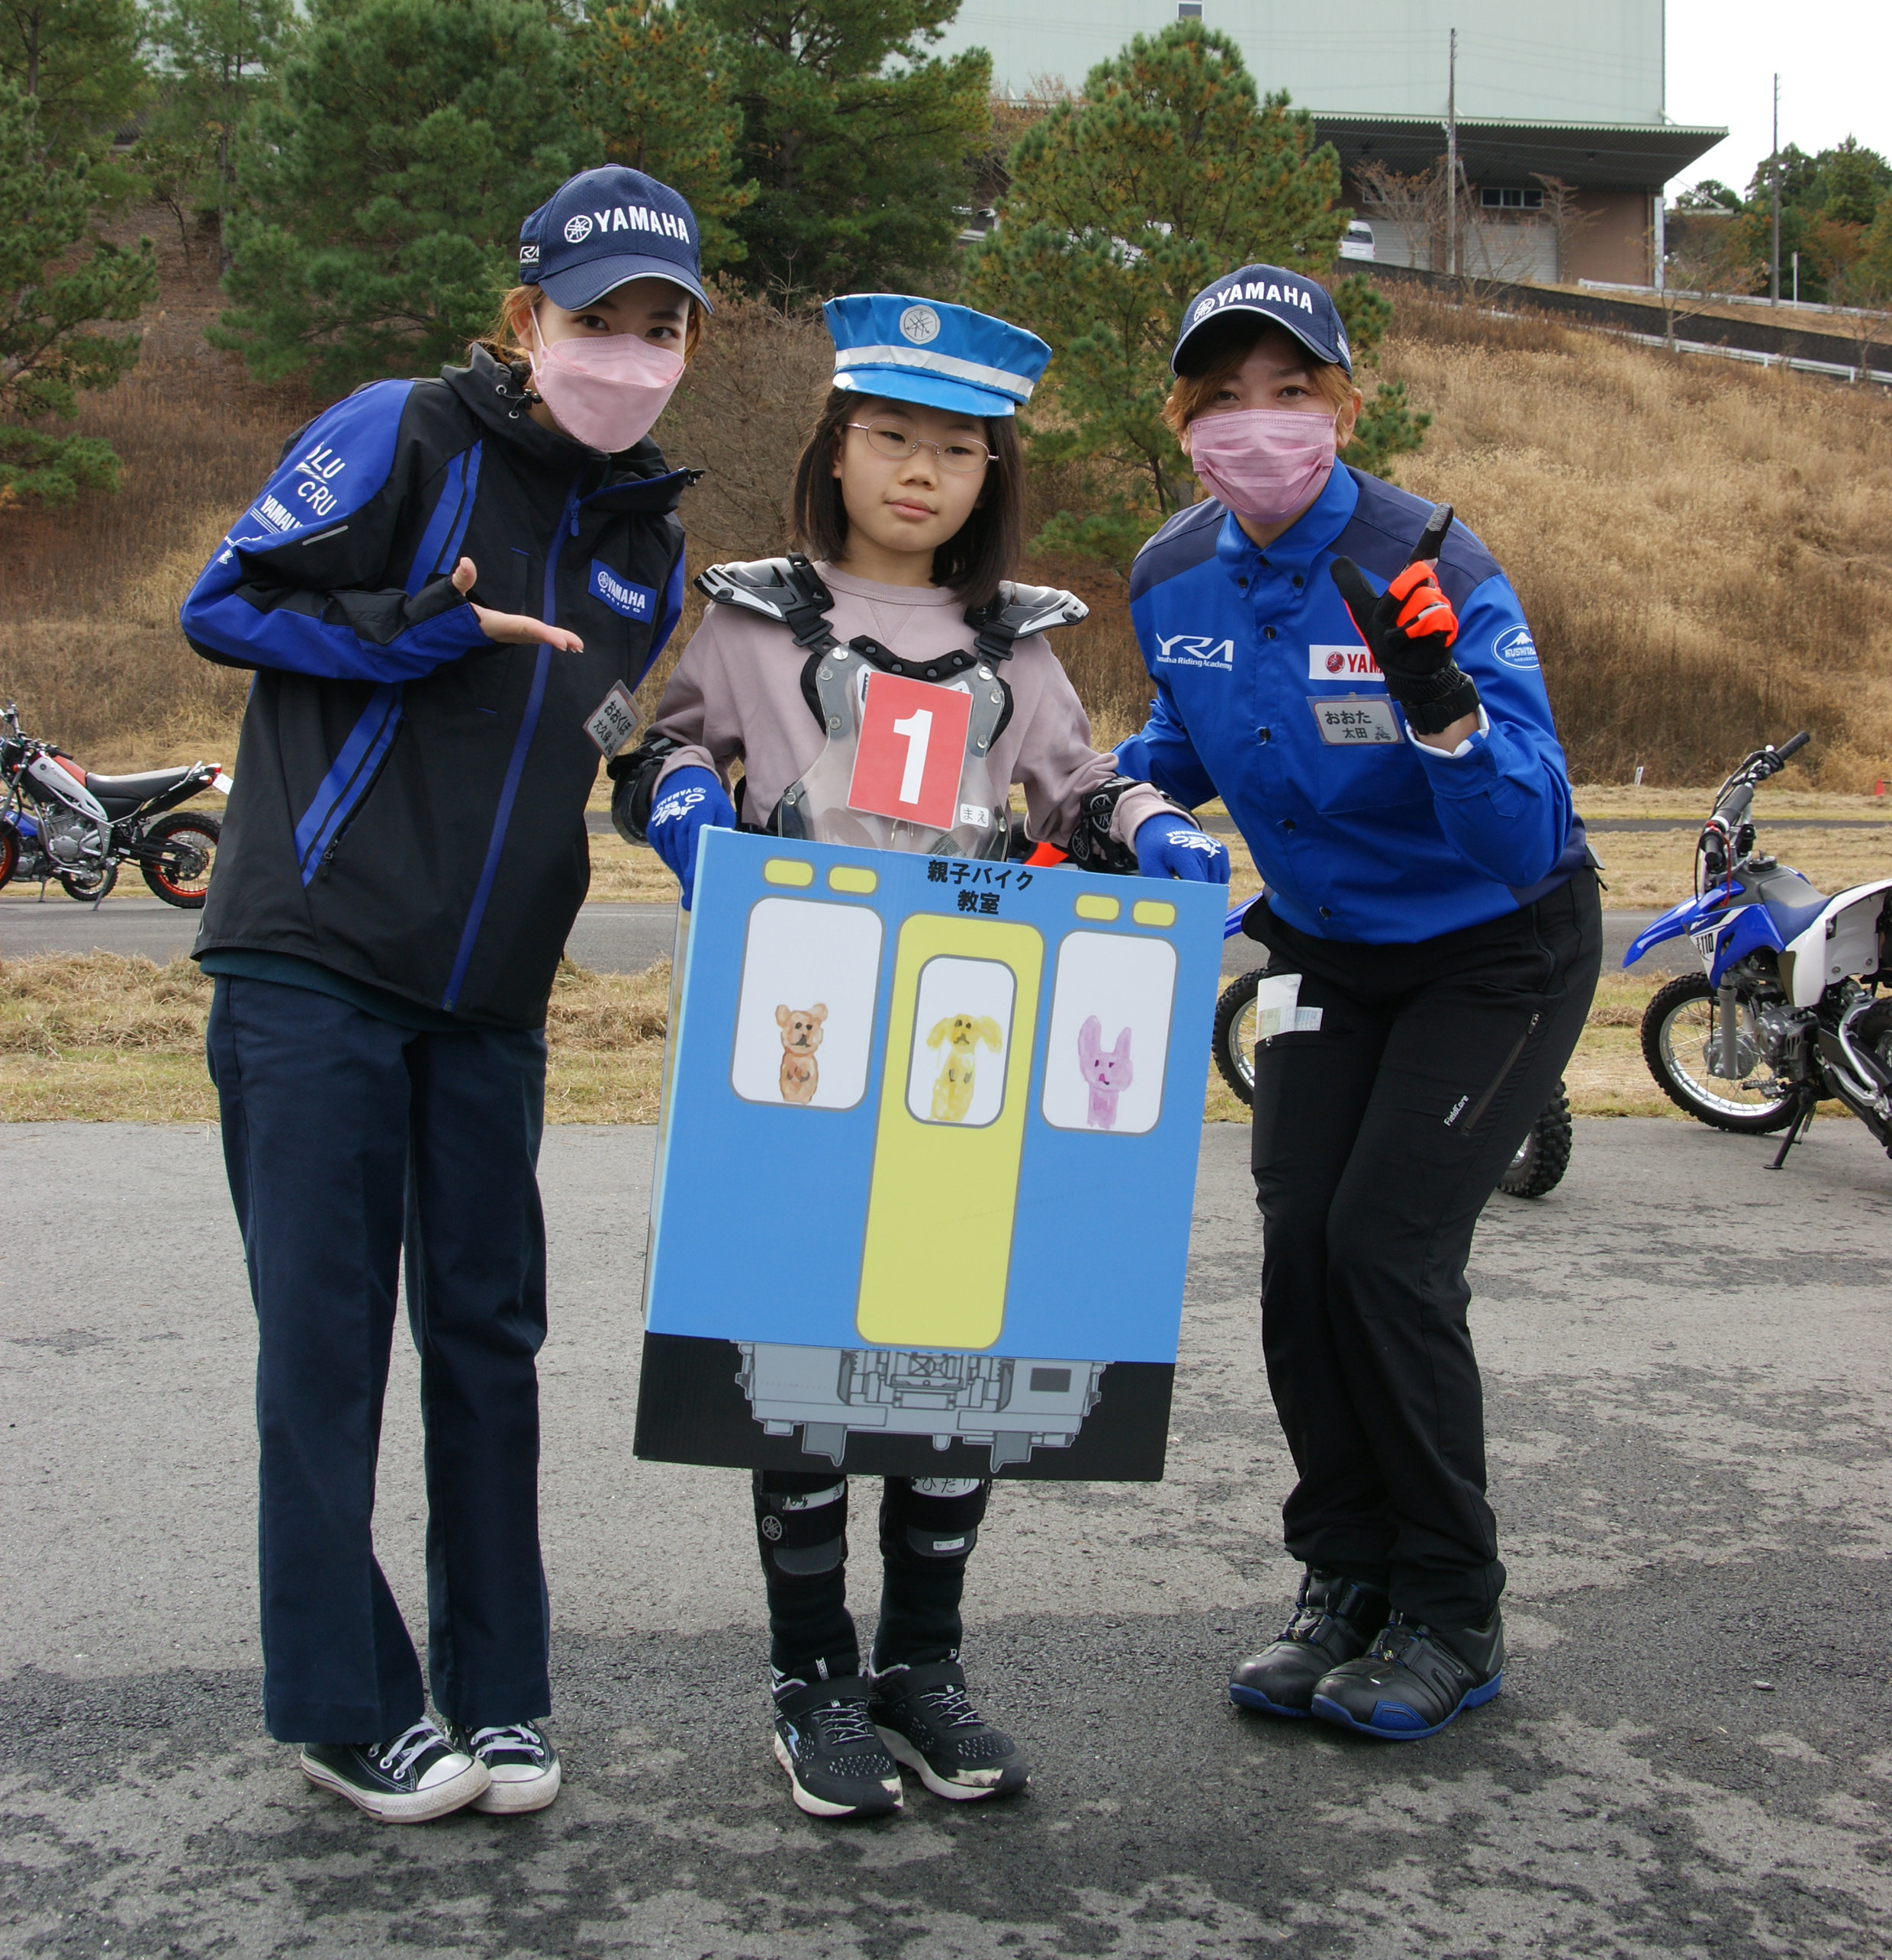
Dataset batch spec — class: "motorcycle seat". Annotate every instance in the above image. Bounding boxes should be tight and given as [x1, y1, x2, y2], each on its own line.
[84, 766, 198, 809]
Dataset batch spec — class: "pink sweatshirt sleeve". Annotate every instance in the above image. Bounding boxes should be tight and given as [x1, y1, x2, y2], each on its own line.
[647, 610, 744, 793]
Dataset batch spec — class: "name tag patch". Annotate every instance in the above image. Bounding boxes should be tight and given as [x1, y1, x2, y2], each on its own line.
[584, 681, 640, 758]
[1308, 695, 1401, 745]
[590, 561, 655, 620]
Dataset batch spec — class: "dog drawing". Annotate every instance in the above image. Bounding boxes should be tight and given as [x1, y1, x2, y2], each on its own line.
[1076, 1015, 1133, 1129]
[776, 1003, 828, 1105]
[926, 1012, 1003, 1122]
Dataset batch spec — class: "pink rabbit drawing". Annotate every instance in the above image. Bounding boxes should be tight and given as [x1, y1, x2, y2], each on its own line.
[1077, 1015, 1133, 1130]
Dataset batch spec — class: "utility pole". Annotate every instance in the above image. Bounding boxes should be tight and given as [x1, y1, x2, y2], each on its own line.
[1770, 72, 1781, 306]
[1445, 27, 1458, 278]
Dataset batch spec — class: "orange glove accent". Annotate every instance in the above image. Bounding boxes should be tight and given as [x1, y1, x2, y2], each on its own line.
[1386, 562, 1459, 644]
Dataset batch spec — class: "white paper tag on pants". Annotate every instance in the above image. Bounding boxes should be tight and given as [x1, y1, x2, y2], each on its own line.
[1308, 694, 1401, 744]
[1254, 973, 1323, 1041]
[584, 681, 640, 759]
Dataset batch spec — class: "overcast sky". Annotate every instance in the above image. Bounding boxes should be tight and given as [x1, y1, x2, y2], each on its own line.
[1665, 0, 1891, 196]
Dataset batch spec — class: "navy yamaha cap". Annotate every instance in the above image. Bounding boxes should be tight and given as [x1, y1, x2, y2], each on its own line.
[520, 166, 711, 313]
[824, 294, 1050, 418]
[1172, 264, 1350, 376]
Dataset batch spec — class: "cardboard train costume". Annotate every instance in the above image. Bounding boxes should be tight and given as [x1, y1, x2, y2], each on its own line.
[616, 298, 1223, 1482]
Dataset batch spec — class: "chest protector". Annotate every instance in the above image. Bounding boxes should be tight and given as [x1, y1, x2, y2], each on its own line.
[696, 555, 1086, 861]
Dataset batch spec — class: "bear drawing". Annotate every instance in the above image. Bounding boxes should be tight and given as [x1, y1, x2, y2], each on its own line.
[1076, 1015, 1133, 1129]
[776, 1003, 828, 1105]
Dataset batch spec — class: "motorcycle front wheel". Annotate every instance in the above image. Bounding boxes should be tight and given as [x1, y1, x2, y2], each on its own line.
[58, 861, 118, 903]
[140, 812, 220, 907]
[1641, 972, 1798, 1131]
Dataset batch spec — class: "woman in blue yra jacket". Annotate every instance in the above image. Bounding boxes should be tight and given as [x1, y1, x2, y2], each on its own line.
[1118, 264, 1602, 1742]
[179, 166, 708, 1826]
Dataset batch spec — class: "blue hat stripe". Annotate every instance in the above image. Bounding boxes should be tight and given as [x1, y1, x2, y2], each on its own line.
[834, 343, 1038, 403]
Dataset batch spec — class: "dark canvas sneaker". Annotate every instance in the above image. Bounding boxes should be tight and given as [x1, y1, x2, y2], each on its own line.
[772, 1675, 904, 1820]
[1229, 1569, 1390, 1718]
[446, 1720, 561, 1815]
[870, 1659, 1029, 1802]
[300, 1718, 489, 1823]
[1311, 1608, 1505, 1740]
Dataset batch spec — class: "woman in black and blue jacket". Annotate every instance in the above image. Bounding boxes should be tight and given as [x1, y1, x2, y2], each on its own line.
[179, 166, 704, 1824]
[1118, 265, 1601, 1741]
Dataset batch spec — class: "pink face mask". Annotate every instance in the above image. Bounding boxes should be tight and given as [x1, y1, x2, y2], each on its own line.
[1187, 409, 1337, 524]
[529, 311, 685, 453]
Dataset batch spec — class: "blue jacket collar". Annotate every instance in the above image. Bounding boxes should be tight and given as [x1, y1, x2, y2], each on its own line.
[1214, 463, 1359, 582]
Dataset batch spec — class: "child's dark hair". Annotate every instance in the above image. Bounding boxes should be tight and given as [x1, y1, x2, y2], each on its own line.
[790, 389, 1024, 610]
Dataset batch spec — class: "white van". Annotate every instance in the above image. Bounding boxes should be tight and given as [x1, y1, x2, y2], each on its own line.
[1338, 220, 1376, 263]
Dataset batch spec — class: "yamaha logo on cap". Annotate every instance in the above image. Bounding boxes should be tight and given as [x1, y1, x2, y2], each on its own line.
[1172, 262, 1351, 377]
[899, 304, 941, 345]
[521, 165, 713, 315]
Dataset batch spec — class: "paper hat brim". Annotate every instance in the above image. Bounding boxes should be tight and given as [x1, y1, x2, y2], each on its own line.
[833, 366, 1022, 418]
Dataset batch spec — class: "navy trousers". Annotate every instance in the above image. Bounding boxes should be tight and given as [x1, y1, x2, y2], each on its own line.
[206, 974, 551, 1743]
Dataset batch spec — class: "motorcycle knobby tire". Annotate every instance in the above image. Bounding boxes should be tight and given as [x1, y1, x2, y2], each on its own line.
[1639, 970, 1799, 1132]
[140, 810, 221, 908]
[1211, 968, 1263, 1106]
[1496, 1082, 1572, 1199]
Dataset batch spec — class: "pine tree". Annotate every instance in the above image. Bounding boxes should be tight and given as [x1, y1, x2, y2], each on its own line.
[571, 0, 755, 273]
[139, 0, 293, 272]
[0, 0, 146, 167]
[964, 23, 1355, 571]
[687, 0, 990, 296]
[214, 0, 584, 391]
[0, 78, 156, 504]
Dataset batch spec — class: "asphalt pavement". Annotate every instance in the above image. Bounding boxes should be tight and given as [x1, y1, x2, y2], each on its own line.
[1, 893, 1673, 976]
[5, 1115, 1890, 1957]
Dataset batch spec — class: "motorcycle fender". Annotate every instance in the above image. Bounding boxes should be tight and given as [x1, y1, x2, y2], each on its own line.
[1623, 890, 1737, 970]
[1781, 879, 1892, 1009]
[1704, 903, 1787, 990]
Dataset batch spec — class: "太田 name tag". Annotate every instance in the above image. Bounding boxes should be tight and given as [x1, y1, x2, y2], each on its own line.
[1307, 694, 1400, 745]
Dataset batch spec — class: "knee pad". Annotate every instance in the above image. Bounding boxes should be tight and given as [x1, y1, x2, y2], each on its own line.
[880, 1476, 989, 1568]
[752, 1472, 848, 1578]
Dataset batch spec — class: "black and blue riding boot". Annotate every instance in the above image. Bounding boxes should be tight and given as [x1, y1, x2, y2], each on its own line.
[1311, 1608, 1505, 1740]
[1228, 1569, 1391, 1718]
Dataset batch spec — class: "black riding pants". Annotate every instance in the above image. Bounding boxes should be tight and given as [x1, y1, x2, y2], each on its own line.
[752, 1471, 991, 1682]
[1246, 869, 1601, 1630]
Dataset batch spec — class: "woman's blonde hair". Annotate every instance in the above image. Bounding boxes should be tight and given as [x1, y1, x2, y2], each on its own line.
[480, 284, 706, 368]
[1161, 320, 1353, 439]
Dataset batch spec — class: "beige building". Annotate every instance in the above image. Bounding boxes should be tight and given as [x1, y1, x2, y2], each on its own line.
[939, 0, 1725, 286]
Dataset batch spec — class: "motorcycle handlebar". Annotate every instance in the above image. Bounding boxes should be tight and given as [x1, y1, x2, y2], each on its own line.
[1774, 730, 1811, 763]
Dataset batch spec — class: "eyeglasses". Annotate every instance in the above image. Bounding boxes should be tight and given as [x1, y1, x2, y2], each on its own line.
[847, 421, 993, 475]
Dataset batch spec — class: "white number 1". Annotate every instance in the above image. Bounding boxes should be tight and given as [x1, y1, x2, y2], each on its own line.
[890, 708, 933, 805]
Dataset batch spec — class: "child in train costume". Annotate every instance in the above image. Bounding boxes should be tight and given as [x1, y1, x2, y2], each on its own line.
[611, 296, 1230, 1819]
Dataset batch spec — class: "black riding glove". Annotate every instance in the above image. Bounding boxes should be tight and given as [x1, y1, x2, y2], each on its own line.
[1328, 557, 1481, 737]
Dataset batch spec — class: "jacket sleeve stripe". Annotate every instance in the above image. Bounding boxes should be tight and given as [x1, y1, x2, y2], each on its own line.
[292, 684, 405, 883]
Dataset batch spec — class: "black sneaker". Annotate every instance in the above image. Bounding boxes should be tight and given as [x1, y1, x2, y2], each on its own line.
[870, 1659, 1029, 1802]
[1311, 1608, 1505, 1740]
[1229, 1569, 1389, 1718]
[300, 1718, 489, 1823]
[445, 1720, 561, 1815]
[771, 1676, 904, 1820]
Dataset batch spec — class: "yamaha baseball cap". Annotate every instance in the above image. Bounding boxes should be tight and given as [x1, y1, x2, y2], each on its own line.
[519, 166, 711, 312]
[823, 294, 1051, 418]
[1172, 264, 1350, 376]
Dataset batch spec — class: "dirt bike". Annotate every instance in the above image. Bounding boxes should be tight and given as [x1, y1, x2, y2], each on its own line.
[0, 700, 231, 907]
[1211, 897, 1575, 1199]
[1627, 732, 1892, 1168]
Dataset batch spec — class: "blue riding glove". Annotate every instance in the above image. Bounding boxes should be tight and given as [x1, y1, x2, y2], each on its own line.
[647, 766, 736, 908]
[1134, 814, 1230, 883]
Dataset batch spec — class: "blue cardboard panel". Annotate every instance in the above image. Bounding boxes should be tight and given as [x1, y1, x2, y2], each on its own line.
[636, 829, 1223, 1477]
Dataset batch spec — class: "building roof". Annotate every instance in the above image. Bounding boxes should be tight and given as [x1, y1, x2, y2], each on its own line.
[1315, 114, 1728, 191]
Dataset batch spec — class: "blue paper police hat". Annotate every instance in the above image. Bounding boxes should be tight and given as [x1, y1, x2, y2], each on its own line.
[520, 166, 711, 313]
[1172, 264, 1350, 376]
[823, 294, 1051, 418]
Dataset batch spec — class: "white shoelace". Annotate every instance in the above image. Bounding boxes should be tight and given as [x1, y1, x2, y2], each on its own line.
[468, 1722, 545, 1761]
[377, 1721, 447, 1779]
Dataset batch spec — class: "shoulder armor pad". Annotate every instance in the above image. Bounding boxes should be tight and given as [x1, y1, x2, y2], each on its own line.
[694, 553, 836, 647]
[964, 583, 1088, 665]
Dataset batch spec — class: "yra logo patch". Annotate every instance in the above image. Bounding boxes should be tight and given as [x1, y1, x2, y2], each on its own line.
[1493, 625, 1539, 670]
[1156, 632, 1234, 671]
[590, 561, 655, 620]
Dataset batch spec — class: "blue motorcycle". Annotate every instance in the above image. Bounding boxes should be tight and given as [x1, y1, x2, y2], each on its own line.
[1628, 733, 1892, 1167]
